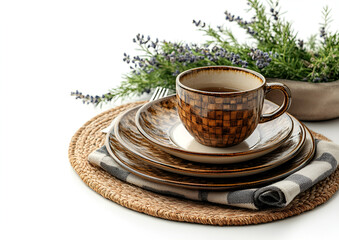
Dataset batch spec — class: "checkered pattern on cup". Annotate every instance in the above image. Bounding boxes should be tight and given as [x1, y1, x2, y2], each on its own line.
[176, 66, 291, 148]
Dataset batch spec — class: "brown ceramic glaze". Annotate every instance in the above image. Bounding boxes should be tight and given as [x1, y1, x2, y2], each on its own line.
[176, 66, 291, 147]
[115, 104, 305, 178]
[135, 95, 293, 164]
[106, 125, 315, 190]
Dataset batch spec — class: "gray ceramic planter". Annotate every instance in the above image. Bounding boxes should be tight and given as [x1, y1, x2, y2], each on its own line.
[266, 79, 339, 121]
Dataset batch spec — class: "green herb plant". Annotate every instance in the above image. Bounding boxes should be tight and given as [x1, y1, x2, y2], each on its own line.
[72, 0, 339, 105]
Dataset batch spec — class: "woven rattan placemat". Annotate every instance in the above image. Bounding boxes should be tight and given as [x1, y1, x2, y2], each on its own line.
[68, 101, 339, 226]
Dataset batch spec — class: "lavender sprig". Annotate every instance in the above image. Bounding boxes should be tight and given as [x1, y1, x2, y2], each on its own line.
[70, 90, 103, 105]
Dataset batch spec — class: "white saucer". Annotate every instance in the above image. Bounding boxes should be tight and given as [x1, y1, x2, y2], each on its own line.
[170, 122, 261, 154]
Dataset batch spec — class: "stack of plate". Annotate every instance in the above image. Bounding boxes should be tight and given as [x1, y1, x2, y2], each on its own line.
[105, 95, 315, 190]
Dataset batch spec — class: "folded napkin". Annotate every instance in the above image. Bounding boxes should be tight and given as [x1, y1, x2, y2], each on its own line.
[88, 140, 339, 210]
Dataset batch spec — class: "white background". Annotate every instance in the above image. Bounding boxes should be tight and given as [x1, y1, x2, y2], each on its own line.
[1, 0, 339, 239]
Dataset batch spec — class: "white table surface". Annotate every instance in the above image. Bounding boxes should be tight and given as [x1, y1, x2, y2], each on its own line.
[1, 1, 338, 239]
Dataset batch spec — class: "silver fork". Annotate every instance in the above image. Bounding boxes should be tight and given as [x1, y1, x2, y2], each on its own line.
[101, 87, 169, 133]
[149, 87, 169, 101]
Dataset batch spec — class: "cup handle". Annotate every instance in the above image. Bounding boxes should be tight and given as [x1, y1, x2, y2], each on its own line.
[260, 82, 292, 123]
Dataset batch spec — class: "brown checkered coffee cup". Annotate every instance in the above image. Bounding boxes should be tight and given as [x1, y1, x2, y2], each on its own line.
[176, 66, 291, 147]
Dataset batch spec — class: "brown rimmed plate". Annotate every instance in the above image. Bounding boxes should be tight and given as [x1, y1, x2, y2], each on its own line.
[105, 124, 315, 190]
[135, 95, 293, 164]
[114, 105, 305, 178]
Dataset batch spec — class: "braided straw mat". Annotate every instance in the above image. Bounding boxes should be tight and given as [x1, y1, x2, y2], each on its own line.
[68, 101, 339, 226]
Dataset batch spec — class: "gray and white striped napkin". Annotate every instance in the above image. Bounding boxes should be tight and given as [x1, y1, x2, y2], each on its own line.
[88, 140, 339, 210]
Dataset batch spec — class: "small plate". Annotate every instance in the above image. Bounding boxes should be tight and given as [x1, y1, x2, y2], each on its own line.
[135, 95, 293, 164]
[106, 124, 315, 190]
[114, 105, 305, 178]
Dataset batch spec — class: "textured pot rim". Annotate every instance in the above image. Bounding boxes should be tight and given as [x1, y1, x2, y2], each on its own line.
[266, 78, 339, 121]
[267, 78, 339, 88]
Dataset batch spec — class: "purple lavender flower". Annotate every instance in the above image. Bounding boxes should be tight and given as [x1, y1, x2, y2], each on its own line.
[249, 48, 273, 69]
[193, 19, 206, 28]
[224, 10, 253, 26]
[320, 26, 327, 42]
[71, 91, 102, 104]
[297, 39, 304, 48]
